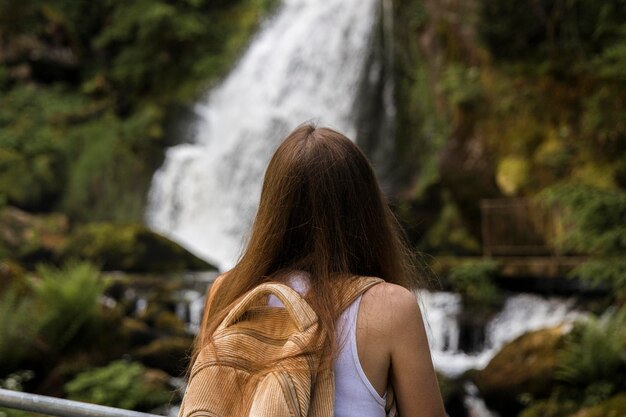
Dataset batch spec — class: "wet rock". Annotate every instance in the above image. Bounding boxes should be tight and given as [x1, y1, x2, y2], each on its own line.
[474, 326, 568, 415]
[59, 223, 216, 272]
[133, 336, 193, 376]
[121, 317, 156, 347]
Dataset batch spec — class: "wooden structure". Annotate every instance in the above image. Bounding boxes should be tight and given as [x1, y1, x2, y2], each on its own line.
[480, 198, 564, 257]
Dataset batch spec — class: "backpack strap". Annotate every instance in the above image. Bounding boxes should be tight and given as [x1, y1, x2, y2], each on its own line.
[219, 282, 317, 332]
[336, 276, 385, 312]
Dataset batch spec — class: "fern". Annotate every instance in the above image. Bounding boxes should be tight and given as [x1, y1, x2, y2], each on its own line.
[31, 260, 105, 354]
[556, 308, 626, 389]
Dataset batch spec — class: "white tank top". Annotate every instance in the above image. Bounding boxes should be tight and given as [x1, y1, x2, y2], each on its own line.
[334, 294, 387, 417]
[268, 273, 386, 417]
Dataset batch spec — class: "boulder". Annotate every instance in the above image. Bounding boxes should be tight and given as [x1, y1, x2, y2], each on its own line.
[120, 317, 156, 347]
[474, 326, 568, 415]
[59, 223, 216, 272]
[132, 336, 193, 376]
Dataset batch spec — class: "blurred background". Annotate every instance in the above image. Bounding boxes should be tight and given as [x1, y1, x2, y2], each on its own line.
[1, 0, 625, 416]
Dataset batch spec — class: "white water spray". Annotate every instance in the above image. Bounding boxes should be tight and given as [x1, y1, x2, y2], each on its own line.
[146, 0, 379, 269]
[420, 291, 582, 377]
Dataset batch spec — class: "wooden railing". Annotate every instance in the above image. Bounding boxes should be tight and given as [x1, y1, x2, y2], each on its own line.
[480, 198, 565, 257]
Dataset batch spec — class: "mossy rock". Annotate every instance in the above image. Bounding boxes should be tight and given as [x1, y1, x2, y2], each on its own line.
[138, 306, 189, 337]
[132, 336, 193, 376]
[474, 326, 568, 415]
[59, 223, 216, 272]
[0, 206, 69, 265]
[567, 393, 626, 417]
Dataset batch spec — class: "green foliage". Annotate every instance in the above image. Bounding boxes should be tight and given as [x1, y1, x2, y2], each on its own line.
[568, 258, 626, 297]
[580, 86, 626, 158]
[538, 184, 626, 298]
[538, 183, 626, 255]
[439, 64, 484, 109]
[392, 0, 451, 194]
[447, 259, 501, 308]
[556, 308, 626, 397]
[0, 288, 40, 374]
[421, 194, 481, 255]
[519, 394, 578, 417]
[65, 360, 171, 410]
[479, 0, 626, 64]
[570, 394, 626, 417]
[0, 85, 83, 209]
[0, 0, 276, 221]
[31, 260, 104, 354]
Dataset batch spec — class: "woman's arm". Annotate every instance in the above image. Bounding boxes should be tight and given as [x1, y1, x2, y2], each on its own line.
[387, 285, 446, 417]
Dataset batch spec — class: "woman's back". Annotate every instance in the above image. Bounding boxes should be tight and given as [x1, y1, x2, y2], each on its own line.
[267, 271, 443, 417]
[190, 124, 445, 416]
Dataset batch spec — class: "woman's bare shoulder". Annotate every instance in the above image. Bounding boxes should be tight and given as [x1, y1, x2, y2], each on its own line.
[363, 282, 420, 312]
[360, 282, 423, 334]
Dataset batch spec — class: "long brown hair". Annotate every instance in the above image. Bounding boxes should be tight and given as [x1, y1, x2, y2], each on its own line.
[190, 123, 421, 373]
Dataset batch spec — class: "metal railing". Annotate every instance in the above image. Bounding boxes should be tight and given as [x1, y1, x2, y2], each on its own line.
[0, 389, 163, 417]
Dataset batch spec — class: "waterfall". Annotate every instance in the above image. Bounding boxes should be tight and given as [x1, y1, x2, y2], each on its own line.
[146, 0, 380, 270]
[420, 291, 582, 377]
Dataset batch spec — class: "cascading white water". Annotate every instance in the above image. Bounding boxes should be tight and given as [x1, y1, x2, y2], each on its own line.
[420, 291, 583, 377]
[146, 0, 380, 270]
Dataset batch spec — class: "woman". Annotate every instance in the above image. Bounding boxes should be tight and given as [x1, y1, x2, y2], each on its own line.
[190, 124, 445, 417]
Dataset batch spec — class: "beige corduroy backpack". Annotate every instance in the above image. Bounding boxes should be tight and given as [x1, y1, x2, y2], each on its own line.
[178, 276, 398, 417]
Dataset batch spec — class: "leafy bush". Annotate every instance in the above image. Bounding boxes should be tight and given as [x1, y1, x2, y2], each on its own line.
[0, 288, 39, 375]
[65, 360, 172, 411]
[31, 260, 105, 354]
[0, 0, 276, 221]
[479, 0, 626, 63]
[447, 259, 501, 308]
[538, 184, 626, 298]
[556, 308, 626, 399]
[538, 183, 626, 255]
[569, 258, 626, 298]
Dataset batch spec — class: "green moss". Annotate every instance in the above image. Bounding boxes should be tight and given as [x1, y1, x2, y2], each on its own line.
[474, 326, 568, 415]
